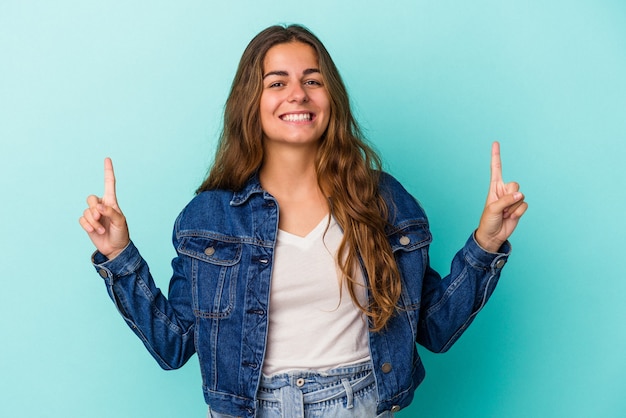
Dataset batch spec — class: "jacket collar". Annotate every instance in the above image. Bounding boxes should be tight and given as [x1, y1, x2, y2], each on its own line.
[230, 173, 268, 206]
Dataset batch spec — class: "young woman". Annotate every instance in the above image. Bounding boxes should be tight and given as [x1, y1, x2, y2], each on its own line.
[80, 25, 527, 418]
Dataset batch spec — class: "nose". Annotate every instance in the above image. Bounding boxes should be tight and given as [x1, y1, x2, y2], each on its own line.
[287, 84, 308, 103]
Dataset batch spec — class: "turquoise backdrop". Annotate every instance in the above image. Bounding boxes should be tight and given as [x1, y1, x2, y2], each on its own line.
[2, 1, 625, 417]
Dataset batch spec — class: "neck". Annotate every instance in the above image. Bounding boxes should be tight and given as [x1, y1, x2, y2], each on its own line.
[259, 143, 330, 236]
[259, 143, 322, 199]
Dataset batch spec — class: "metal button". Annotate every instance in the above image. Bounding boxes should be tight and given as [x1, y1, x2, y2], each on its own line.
[204, 247, 215, 256]
[399, 236, 410, 246]
[391, 405, 401, 412]
[495, 258, 506, 269]
[98, 269, 108, 278]
[381, 362, 392, 373]
[296, 378, 305, 387]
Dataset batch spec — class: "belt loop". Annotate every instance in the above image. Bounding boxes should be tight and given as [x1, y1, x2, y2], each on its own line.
[280, 384, 304, 418]
[341, 378, 354, 409]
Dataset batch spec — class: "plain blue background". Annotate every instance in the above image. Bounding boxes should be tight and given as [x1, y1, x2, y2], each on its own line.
[2, 1, 625, 417]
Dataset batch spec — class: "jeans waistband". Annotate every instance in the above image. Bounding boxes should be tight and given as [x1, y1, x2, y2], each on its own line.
[257, 360, 374, 405]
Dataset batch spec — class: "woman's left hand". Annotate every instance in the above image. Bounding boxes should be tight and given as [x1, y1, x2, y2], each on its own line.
[474, 142, 528, 253]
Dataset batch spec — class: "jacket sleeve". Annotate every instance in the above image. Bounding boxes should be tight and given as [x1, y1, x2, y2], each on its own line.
[92, 225, 196, 370]
[416, 233, 511, 353]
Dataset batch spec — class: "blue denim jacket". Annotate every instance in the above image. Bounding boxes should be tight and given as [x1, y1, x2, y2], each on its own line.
[93, 172, 510, 416]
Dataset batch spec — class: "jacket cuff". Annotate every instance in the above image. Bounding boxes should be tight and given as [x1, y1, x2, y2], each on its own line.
[91, 241, 142, 281]
[465, 232, 511, 271]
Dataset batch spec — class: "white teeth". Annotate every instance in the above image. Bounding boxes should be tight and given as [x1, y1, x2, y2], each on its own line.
[282, 113, 311, 122]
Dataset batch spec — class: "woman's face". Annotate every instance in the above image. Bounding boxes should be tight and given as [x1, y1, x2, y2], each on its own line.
[260, 42, 331, 149]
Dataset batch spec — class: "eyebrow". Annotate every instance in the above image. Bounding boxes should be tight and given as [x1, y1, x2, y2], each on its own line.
[263, 68, 321, 79]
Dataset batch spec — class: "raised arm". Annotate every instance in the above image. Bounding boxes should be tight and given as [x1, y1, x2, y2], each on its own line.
[80, 160, 196, 369]
[79, 158, 130, 259]
[474, 142, 528, 252]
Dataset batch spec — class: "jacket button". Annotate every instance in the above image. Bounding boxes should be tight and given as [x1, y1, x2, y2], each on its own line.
[391, 405, 401, 412]
[399, 236, 410, 246]
[495, 258, 506, 268]
[381, 362, 392, 373]
[98, 269, 108, 278]
[204, 247, 215, 256]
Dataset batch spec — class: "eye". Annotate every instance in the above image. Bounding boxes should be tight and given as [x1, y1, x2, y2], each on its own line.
[268, 81, 284, 88]
[304, 79, 322, 86]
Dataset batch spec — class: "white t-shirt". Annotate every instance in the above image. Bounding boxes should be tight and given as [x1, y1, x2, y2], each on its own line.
[262, 215, 371, 376]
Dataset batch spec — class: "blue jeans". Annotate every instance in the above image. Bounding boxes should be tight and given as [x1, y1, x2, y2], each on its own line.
[208, 361, 393, 418]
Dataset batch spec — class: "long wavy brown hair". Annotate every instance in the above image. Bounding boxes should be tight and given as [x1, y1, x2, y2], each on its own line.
[197, 24, 401, 332]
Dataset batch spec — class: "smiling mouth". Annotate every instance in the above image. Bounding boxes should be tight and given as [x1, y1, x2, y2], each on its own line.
[280, 113, 314, 122]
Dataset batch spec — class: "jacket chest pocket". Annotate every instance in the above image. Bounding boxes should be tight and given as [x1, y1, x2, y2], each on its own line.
[178, 236, 242, 318]
[389, 221, 432, 311]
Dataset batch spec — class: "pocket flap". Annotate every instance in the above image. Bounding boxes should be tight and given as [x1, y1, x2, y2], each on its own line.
[388, 221, 432, 252]
[178, 236, 242, 266]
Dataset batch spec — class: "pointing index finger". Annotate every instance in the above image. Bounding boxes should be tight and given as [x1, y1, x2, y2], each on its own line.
[103, 157, 118, 206]
[490, 141, 505, 196]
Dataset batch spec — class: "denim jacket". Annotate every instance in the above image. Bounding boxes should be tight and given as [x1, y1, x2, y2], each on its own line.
[93, 172, 510, 417]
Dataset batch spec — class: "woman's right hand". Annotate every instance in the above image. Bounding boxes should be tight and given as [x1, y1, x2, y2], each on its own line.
[79, 158, 130, 260]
